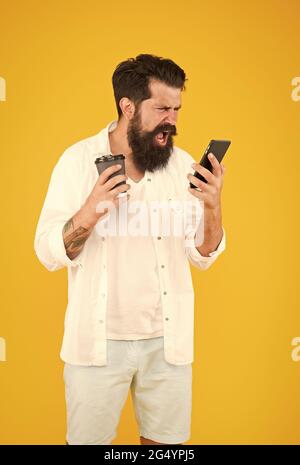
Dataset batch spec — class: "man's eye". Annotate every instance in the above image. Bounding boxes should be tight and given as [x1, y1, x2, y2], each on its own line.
[156, 108, 180, 111]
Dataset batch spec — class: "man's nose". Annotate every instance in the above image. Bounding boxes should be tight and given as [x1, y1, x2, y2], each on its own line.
[164, 109, 178, 126]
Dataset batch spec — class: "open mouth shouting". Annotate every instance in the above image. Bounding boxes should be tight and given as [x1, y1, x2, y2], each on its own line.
[155, 130, 170, 146]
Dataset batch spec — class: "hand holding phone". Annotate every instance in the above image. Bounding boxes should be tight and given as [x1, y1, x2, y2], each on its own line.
[189, 140, 231, 188]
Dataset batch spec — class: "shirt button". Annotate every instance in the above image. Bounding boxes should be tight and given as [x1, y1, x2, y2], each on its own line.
[165, 317, 169, 321]
[163, 291, 167, 295]
[99, 320, 103, 324]
[147, 178, 151, 182]
[161, 265, 165, 268]
[157, 236, 161, 240]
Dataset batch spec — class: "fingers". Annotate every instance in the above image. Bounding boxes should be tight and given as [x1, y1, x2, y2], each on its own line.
[191, 153, 225, 186]
[104, 173, 128, 191]
[191, 162, 215, 184]
[109, 182, 131, 199]
[98, 164, 123, 185]
[207, 153, 222, 177]
[188, 186, 205, 201]
[187, 173, 211, 192]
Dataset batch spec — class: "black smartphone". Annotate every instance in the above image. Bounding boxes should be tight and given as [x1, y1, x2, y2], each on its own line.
[189, 139, 231, 188]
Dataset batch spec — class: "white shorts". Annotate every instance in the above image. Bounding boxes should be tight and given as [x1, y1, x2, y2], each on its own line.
[63, 336, 192, 445]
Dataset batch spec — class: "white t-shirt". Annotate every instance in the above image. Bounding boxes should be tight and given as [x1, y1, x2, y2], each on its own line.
[106, 175, 164, 340]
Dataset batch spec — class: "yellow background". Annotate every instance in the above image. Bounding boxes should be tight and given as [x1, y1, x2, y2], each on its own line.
[0, 0, 299, 445]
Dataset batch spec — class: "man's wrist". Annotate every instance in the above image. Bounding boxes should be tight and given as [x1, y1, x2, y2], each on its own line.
[76, 203, 99, 230]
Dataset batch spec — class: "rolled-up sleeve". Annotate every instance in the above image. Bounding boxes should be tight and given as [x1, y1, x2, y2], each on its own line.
[185, 226, 226, 270]
[34, 149, 83, 272]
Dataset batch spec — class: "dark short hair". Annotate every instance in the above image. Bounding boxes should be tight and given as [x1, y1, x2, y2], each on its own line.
[112, 54, 187, 118]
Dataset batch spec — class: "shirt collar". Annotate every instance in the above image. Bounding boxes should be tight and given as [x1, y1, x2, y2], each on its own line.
[104, 120, 118, 154]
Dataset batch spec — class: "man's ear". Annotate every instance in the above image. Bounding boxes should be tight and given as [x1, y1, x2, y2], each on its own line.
[119, 97, 135, 121]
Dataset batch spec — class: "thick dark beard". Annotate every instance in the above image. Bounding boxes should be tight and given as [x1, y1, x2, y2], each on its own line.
[127, 109, 177, 173]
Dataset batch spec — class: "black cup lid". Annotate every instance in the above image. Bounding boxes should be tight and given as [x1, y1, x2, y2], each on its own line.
[95, 154, 124, 163]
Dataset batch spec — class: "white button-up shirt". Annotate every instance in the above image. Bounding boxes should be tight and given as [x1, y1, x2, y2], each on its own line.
[34, 120, 226, 366]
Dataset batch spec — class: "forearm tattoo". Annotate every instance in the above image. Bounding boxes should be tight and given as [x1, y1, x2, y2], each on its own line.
[63, 218, 91, 260]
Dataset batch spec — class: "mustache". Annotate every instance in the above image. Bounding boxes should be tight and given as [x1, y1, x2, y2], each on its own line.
[152, 124, 177, 137]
